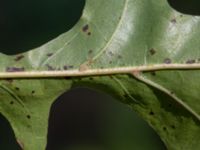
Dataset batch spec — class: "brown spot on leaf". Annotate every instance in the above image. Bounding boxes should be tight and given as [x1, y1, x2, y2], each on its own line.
[6, 67, 25, 72]
[87, 32, 91, 36]
[170, 91, 175, 95]
[171, 125, 176, 129]
[151, 71, 156, 76]
[124, 94, 129, 98]
[27, 115, 31, 119]
[68, 65, 74, 69]
[168, 103, 172, 107]
[14, 55, 24, 61]
[164, 58, 172, 64]
[108, 51, 114, 56]
[171, 18, 177, 24]
[82, 24, 89, 32]
[163, 127, 167, 131]
[88, 49, 93, 54]
[46, 64, 55, 71]
[10, 101, 14, 105]
[15, 87, 20, 91]
[31, 90, 35, 94]
[89, 77, 94, 80]
[186, 59, 195, 64]
[149, 111, 155, 116]
[149, 48, 156, 55]
[47, 53, 53, 57]
[117, 55, 122, 59]
[63, 66, 68, 70]
[63, 65, 74, 70]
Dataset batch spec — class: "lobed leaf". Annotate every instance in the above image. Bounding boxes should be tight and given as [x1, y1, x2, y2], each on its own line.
[0, 0, 200, 149]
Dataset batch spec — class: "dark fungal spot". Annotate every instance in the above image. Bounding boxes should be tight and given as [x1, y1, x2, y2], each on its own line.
[109, 61, 112, 64]
[27, 115, 31, 119]
[168, 103, 172, 107]
[171, 18, 177, 24]
[87, 32, 91, 36]
[117, 55, 122, 59]
[15, 87, 20, 91]
[149, 111, 155, 116]
[82, 24, 89, 32]
[88, 49, 93, 54]
[46, 64, 55, 71]
[47, 53, 53, 57]
[31, 90, 35, 94]
[63, 65, 74, 70]
[10, 101, 14, 105]
[151, 71, 156, 76]
[186, 59, 196, 64]
[108, 51, 114, 56]
[68, 65, 74, 69]
[124, 94, 129, 98]
[149, 48, 156, 55]
[14, 55, 24, 61]
[171, 125, 176, 129]
[89, 77, 94, 81]
[163, 127, 167, 131]
[63, 66, 68, 70]
[6, 67, 25, 72]
[164, 58, 172, 64]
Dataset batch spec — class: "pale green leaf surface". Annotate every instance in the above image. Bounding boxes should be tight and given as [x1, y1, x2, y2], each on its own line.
[0, 0, 200, 149]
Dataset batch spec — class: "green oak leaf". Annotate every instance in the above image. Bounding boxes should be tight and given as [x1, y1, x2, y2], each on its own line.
[0, 0, 200, 149]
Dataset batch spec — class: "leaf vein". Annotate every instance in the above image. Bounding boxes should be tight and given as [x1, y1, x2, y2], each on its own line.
[132, 72, 200, 122]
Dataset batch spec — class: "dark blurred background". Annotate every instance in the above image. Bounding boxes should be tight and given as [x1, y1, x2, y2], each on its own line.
[0, 0, 85, 55]
[47, 88, 166, 150]
[0, 0, 200, 150]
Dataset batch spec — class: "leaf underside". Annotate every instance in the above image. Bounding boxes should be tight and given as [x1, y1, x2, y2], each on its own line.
[0, 0, 200, 149]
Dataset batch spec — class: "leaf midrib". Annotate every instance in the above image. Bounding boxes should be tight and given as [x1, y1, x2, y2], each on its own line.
[1, 63, 200, 78]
